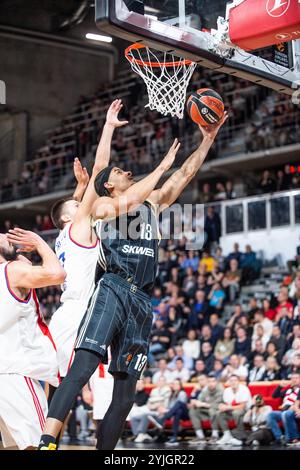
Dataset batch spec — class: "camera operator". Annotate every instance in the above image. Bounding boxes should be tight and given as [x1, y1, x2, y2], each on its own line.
[243, 395, 273, 446]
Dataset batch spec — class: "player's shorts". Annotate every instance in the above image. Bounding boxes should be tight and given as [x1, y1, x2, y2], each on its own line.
[75, 273, 153, 379]
[0, 374, 48, 449]
[49, 300, 88, 377]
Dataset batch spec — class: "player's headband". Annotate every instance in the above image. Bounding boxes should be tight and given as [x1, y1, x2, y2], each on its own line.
[94, 165, 114, 197]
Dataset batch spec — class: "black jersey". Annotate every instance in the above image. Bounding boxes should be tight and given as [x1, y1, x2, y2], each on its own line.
[94, 200, 160, 295]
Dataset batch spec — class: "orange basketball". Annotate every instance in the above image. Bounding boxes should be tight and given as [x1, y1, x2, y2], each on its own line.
[186, 88, 224, 126]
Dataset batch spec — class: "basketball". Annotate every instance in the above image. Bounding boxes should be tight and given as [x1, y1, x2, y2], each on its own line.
[186, 88, 225, 126]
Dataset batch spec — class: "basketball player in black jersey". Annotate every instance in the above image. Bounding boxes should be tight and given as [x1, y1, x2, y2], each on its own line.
[39, 112, 227, 450]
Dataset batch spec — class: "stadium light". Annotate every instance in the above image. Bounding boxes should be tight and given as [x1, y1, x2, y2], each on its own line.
[86, 33, 113, 43]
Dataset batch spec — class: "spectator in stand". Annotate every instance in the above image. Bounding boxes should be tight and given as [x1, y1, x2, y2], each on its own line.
[214, 246, 225, 271]
[199, 251, 215, 273]
[248, 354, 266, 382]
[181, 251, 199, 273]
[182, 330, 201, 362]
[275, 289, 294, 328]
[209, 313, 224, 343]
[283, 338, 300, 367]
[199, 342, 215, 374]
[222, 259, 242, 302]
[221, 355, 248, 382]
[266, 341, 282, 365]
[246, 297, 259, 322]
[283, 354, 300, 380]
[282, 164, 292, 190]
[128, 380, 149, 421]
[204, 206, 221, 253]
[200, 324, 215, 347]
[252, 324, 269, 350]
[253, 310, 273, 341]
[226, 304, 245, 330]
[214, 182, 226, 201]
[270, 325, 287, 359]
[207, 283, 226, 313]
[258, 170, 276, 194]
[216, 375, 252, 446]
[131, 377, 171, 443]
[225, 243, 242, 268]
[207, 260, 224, 286]
[149, 380, 189, 446]
[152, 359, 173, 385]
[212, 359, 224, 380]
[214, 327, 235, 364]
[168, 345, 194, 371]
[263, 298, 276, 321]
[243, 395, 273, 446]
[267, 373, 300, 445]
[225, 181, 236, 200]
[190, 361, 207, 382]
[200, 183, 214, 204]
[234, 327, 251, 358]
[240, 245, 261, 283]
[262, 357, 281, 381]
[188, 374, 224, 444]
[148, 318, 172, 364]
[188, 290, 209, 330]
[248, 339, 267, 367]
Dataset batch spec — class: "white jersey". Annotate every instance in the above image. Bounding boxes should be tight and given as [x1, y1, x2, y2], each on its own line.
[55, 222, 99, 304]
[0, 262, 59, 386]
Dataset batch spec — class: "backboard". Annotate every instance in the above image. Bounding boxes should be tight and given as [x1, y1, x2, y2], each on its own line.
[96, 0, 300, 95]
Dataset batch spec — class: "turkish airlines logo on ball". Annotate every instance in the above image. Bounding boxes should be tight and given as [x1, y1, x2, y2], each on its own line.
[266, 0, 290, 17]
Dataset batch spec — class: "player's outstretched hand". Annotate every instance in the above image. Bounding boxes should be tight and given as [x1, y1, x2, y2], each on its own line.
[198, 111, 228, 140]
[74, 158, 89, 186]
[160, 138, 181, 172]
[106, 99, 129, 128]
[7, 228, 43, 253]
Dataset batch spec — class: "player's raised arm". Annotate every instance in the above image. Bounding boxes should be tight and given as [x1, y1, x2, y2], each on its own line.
[6, 228, 66, 289]
[92, 138, 181, 221]
[149, 112, 228, 211]
[93, 99, 128, 175]
[72, 100, 127, 223]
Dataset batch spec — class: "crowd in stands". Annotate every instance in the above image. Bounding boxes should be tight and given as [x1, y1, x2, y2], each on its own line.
[0, 66, 299, 204]
[198, 164, 300, 205]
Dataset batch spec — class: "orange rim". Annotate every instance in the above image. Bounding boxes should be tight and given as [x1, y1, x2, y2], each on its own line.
[125, 43, 194, 68]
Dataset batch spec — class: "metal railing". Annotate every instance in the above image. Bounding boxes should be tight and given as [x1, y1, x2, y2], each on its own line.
[205, 189, 300, 237]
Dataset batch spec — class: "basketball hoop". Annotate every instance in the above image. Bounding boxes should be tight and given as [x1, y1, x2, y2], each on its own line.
[125, 43, 196, 119]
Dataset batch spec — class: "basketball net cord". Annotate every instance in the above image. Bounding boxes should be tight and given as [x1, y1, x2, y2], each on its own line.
[126, 47, 196, 119]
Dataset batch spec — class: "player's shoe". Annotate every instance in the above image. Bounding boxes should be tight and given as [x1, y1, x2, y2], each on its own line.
[39, 443, 57, 450]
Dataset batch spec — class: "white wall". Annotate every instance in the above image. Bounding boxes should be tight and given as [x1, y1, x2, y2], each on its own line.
[221, 226, 299, 266]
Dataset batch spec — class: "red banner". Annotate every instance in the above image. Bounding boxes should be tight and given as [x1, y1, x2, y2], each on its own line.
[229, 0, 300, 51]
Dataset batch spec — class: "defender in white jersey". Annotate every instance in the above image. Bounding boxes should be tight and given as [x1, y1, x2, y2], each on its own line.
[50, 222, 98, 376]
[48, 100, 128, 379]
[0, 229, 65, 449]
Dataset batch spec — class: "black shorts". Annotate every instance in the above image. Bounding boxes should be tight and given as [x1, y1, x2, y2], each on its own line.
[75, 273, 153, 379]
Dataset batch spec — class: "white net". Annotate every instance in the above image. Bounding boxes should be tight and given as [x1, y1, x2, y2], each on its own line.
[125, 46, 197, 119]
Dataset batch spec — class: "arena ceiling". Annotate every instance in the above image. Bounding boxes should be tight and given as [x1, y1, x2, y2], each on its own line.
[0, 0, 97, 37]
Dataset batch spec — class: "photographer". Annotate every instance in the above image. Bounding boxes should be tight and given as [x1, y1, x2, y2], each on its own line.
[243, 395, 273, 446]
